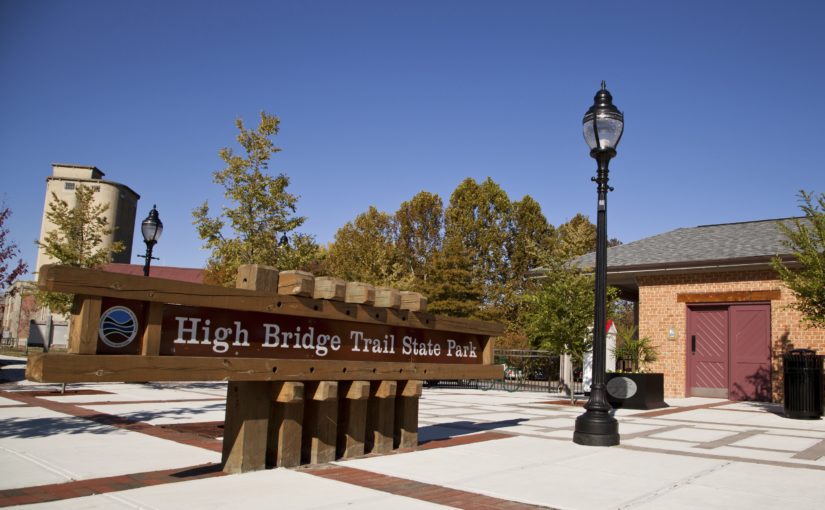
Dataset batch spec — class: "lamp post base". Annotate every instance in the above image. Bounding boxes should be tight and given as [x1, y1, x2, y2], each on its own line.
[573, 410, 619, 446]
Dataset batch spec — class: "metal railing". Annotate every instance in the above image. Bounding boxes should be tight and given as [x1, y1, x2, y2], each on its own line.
[424, 349, 584, 394]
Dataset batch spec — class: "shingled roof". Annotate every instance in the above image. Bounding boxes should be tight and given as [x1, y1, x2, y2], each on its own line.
[576, 217, 802, 271]
[567, 217, 808, 297]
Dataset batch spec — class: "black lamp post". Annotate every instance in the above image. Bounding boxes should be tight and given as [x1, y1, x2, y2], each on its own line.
[573, 81, 623, 447]
[139, 205, 163, 277]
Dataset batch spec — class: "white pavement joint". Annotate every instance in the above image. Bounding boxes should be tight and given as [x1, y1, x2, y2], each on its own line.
[617, 460, 733, 509]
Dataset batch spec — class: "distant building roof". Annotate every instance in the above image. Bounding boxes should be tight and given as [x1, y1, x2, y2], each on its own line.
[102, 263, 205, 284]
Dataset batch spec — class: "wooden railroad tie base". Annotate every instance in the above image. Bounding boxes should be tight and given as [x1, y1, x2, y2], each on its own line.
[28, 353, 502, 473]
[28, 264, 505, 474]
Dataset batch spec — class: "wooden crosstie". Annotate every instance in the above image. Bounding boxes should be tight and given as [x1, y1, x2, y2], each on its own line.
[27, 264, 504, 473]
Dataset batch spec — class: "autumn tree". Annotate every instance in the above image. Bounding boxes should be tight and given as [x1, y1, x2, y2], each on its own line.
[772, 191, 825, 328]
[325, 207, 406, 287]
[36, 185, 124, 314]
[0, 206, 27, 291]
[395, 191, 443, 287]
[193, 112, 319, 286]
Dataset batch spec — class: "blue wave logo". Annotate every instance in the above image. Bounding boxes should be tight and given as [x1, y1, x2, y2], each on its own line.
[98, 306, 139, 348]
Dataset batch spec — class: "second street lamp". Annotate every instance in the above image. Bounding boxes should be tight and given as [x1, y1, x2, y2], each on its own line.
[573, 81, 623, 447]
[139, 205, 163, 277]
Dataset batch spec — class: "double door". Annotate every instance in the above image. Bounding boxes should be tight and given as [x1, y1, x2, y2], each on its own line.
[686, 304, 771, 401]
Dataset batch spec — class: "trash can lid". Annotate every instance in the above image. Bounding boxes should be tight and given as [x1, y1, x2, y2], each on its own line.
[788, 348, 817, 355]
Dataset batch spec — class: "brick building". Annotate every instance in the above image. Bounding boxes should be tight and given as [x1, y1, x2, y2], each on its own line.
[579, 218, 825, 402]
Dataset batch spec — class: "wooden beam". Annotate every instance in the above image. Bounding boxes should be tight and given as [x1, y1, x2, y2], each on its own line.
[345, 282, 375, 305]
[38, 265, 504, 337]
[141, 302, 164, 356]
[366, 380, 397, 454]
[278, 270, 315, 297]
[313, 277, 346, 301]
[236, 265, 279, 293]
[337, 381, 369, 459]
[400, 292, 427, 312]
[676, 290, 781, 304]
[267, 381, 304, 468]
[394, 380, 422, 449]
[68, 295, 101, 354]
[26, 354, 503, 383]
[374, 288, 401, 309]
[222, 381, 272, 473]
[302, 381, 338, 464]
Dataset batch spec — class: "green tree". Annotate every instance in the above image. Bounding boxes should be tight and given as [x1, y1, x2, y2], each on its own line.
[420, 237, 482, 318]
[0, 206, 27, 291]
[444, 177, 512, 320]
[193, 112, 318, 286]
[772, 191, 825, 328]
[36, 185, 124, 314]
[325, 206, 406, 287]
[523, 260, 619, 361]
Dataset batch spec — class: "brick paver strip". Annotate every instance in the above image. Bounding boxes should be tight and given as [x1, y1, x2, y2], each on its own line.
[419, 430, 514, 450]
[793, 438, 825, 460]
[632, 399, 732, 418]
[307, 465, 554, 510]
[695, 428, 766, 450]
[0, 390, 222, 452]
[0, 463, 224, 507]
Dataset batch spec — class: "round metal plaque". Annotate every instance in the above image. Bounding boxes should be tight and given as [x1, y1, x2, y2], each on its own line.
[606, 376, 638, 399]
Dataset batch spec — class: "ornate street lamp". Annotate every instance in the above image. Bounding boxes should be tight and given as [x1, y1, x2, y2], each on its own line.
[573, 82, 623, 447]
[138, 205, 163, 277]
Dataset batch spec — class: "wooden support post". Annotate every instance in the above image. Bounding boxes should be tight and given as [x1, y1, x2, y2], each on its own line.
[313, 277, 346, 301]
[302, 381, 338, 464]
[374, 287, 401, 308]
[394, 380, 422, 449]
[236, 264, 280, 292]
[482, 336, 495, 365]
[68, 295, 101, 354]
[366, 380, 397, 454]
[278, 270, 315, 297]
[400, 291, 427, 312]
[345, 282, 375, 305]
[222, 381, 273, 474]
[267, 382, 304, 468]
[337, 380, 370, 459]
[141, 302, 164, 356]
[224, 264, 280, 473]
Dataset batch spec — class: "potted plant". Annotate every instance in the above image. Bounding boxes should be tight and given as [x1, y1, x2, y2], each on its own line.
[606, 327, 667, 410]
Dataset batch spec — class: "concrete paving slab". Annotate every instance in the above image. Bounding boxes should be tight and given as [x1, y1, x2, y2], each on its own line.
[650, 427, 734, 442]
[0, 406, 219, 489]
[17, 468, 456, 510]
[732, 433, 821, 451]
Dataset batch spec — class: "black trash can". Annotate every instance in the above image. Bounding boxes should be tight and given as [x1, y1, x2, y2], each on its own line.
[783, 348, 824, 419]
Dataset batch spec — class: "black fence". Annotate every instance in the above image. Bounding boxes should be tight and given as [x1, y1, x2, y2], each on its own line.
[424, 349, 584, 394]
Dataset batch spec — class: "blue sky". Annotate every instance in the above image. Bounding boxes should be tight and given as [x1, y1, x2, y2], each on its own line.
[2, 1, 824, 275]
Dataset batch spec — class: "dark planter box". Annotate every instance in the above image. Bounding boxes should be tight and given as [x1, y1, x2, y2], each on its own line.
[605, 373, 668, 410]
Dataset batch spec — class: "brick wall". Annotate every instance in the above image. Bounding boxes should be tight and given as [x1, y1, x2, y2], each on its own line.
[637, 269, 825, 401]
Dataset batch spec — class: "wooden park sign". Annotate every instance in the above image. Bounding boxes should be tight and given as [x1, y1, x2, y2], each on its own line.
[27, 264, 504, 473]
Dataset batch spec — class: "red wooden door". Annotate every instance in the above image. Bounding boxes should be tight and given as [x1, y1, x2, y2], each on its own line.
[729, 304, 771, 401]
[687, 307, 729, 398]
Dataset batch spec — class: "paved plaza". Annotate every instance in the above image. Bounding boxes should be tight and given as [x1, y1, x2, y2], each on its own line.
[2, 354, 825, 509]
